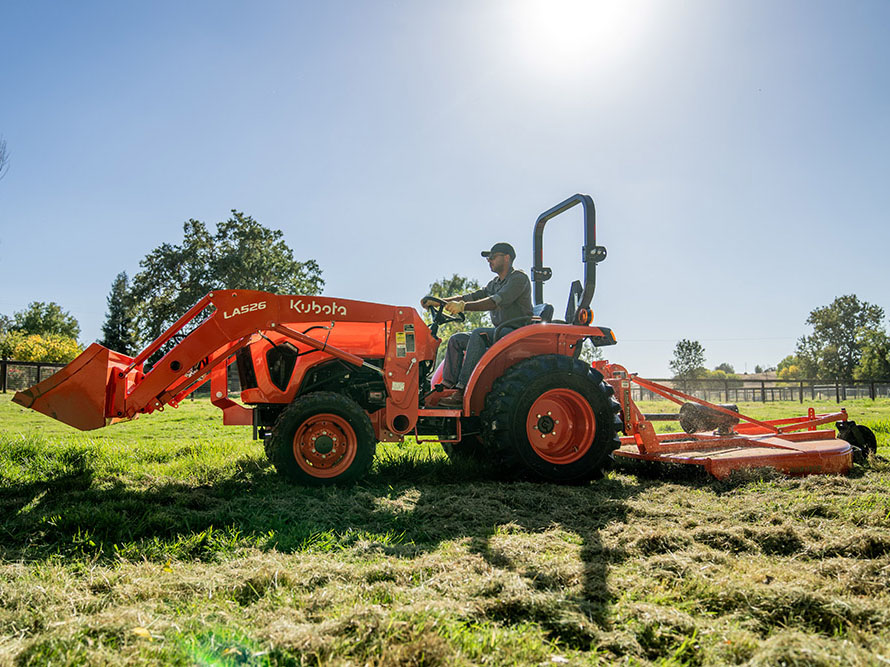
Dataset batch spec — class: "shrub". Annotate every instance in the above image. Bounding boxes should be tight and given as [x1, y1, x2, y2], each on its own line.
[0, 331, 82, 362]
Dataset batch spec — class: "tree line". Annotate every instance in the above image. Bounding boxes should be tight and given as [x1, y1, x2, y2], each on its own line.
[4, 206, 888, 383]
[670, 295, 890, 382]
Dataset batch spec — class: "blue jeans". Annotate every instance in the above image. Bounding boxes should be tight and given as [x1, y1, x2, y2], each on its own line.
[442, 327, 494, 389]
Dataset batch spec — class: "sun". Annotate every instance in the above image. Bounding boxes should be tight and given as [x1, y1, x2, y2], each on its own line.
[506, 0, 654, 78]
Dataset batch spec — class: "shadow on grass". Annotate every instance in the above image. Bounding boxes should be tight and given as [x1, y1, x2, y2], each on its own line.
[0, 445, 702, 648]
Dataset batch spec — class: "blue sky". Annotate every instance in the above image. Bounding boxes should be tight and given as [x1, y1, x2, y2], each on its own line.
[1, 0, 888, 376]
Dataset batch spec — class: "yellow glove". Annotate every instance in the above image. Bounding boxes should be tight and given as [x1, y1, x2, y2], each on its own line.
[444, 300, 466, 314]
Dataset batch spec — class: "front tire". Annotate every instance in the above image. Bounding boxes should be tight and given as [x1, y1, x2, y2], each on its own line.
[481, 355, 621, 483]
[268, 392, 376, 486]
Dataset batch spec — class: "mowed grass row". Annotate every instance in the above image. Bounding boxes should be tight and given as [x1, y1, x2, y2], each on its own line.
[1, 394, 890, 665]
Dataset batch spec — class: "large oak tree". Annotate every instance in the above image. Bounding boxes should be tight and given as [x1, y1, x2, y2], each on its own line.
[130, 211, 323, 346]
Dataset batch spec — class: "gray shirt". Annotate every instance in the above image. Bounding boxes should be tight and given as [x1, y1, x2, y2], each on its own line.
[463, 269, 533, 328]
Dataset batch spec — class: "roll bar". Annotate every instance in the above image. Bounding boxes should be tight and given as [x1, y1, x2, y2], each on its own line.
[531, 193, 607, 323]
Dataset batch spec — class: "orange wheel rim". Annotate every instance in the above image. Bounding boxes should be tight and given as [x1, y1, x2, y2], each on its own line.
[292, 413, 358, 478]
[526, 389, 596, 464]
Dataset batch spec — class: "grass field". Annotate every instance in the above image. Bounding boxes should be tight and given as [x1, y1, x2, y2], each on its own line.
[1, 393, 889, 665]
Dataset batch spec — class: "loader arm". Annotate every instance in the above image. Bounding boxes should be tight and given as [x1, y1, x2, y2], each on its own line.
[14, 290, 434, 433]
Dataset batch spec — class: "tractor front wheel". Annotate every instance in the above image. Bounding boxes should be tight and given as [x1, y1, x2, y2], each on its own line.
[268, 391, 376, 486]
[481, 355, 621, 483]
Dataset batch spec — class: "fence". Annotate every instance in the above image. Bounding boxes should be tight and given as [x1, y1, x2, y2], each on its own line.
[3, 358, 890, 404]
[633, 378, 890, 404]
[1, 359, 68, 394]
[1, 358, 240, 395]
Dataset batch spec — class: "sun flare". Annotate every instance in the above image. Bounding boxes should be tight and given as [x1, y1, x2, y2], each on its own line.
[508, 0, 653, 77]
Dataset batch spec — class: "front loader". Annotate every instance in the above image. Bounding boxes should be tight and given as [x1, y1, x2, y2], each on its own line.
[14, 194, 868, 485]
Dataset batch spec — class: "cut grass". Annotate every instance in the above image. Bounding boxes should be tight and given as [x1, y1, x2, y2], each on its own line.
[1, 394, 889, 664]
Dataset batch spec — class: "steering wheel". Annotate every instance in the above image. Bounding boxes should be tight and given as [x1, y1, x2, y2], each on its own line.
[422, 295, 465, 337]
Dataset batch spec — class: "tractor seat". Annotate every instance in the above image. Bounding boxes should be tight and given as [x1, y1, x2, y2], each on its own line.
[492, 303, 554, 342]
[533, 303, 554, 323]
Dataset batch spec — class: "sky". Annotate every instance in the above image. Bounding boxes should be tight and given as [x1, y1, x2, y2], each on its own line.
[1, 0, 888, 377]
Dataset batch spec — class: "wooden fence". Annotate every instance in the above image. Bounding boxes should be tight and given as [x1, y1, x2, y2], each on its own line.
[633, 378, 890, 403]
[0, 358, 238, 395]
[1, 359, 67, 394]
[3, 357, 890, 404]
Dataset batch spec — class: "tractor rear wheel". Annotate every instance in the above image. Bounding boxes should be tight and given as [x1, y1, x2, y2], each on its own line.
[268, 391, 376, 486]
[481, 355, 621, 483]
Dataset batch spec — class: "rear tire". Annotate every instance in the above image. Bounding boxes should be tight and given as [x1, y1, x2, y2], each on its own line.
[268, 391, 376, 486]
[481, 355, 621, 483]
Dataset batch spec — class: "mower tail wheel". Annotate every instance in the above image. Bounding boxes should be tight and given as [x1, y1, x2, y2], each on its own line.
[481, 354, 621, 483]
[268, 391, 376, 486]
[837, 421, 878, 464]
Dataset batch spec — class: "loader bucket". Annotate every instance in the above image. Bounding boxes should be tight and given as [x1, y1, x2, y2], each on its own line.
[12, 343, 135, 431]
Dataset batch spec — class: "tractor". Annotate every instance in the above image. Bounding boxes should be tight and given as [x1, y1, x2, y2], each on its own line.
[14, 194, 870, 484]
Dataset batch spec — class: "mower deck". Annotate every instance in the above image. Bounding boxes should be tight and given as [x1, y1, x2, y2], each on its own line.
[598, 364, 855, 479]
[614, 429, 852, 479]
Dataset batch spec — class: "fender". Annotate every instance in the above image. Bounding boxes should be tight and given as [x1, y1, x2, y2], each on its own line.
[462, 324, 616, 416]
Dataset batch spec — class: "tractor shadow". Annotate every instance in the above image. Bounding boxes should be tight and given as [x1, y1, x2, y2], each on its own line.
[0, 448, 710, 639]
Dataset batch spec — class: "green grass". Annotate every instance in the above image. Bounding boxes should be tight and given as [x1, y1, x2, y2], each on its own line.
[1, 394, 890, 664]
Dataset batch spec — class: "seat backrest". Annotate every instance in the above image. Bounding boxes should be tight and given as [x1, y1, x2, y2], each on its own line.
[533, 303, 554, 322]
[564, 280, 583, 323]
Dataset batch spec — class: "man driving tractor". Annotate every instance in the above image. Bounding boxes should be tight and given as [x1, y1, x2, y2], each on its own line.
[421, 242, 533, 407]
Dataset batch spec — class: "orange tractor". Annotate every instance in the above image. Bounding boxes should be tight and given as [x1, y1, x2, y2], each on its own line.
[14, 195, 872, 485]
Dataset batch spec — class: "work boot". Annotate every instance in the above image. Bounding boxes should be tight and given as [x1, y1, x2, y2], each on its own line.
[437, 389, 464, 408]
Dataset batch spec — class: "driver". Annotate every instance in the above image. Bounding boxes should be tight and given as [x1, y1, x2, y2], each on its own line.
[421, 242, 532, 407]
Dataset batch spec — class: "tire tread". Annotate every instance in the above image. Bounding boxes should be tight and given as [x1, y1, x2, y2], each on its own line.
[481, 355, 621, 482]
[268, 391, 376, 486]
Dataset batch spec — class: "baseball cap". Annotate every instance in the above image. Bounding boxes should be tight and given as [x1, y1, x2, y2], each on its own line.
[481, 242, 516, 260]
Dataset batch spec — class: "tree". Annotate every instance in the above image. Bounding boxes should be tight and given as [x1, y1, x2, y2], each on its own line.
[130, 211, 324, 345]
[670, 339, 706, 379]
[795, 294, 885, 381]
[12, 301, 80, 338]
[855, 329, 890, 380]
[212, 212, 323, 294]
[423, 272, 488, 327]
[99, 272, 138, 355]
[777, 354, 804, 380]
[714, 362, 735, 374]
[421, 274, 489, 364]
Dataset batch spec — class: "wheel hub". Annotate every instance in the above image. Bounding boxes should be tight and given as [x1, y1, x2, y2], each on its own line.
[313, 434, 334, 454]
[293, 414, 357, 477]
[526, 389, 596, 464]
[536, 415, 555, 434]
